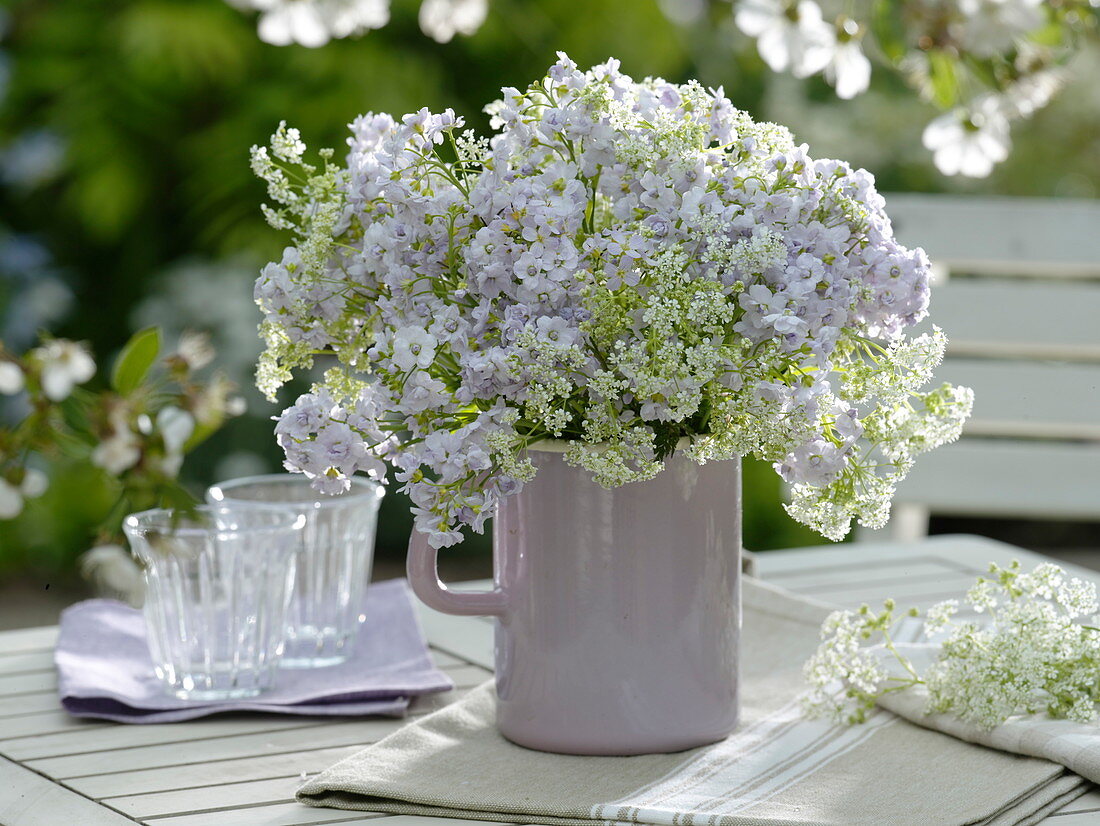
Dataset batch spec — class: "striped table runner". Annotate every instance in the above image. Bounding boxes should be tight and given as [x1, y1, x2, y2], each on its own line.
[298, 578, 1088, 826]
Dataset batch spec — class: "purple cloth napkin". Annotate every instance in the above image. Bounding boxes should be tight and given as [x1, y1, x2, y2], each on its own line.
[55, 578, 453, 723]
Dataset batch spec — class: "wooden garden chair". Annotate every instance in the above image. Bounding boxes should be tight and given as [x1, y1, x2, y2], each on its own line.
[864, 193, 1100, 541]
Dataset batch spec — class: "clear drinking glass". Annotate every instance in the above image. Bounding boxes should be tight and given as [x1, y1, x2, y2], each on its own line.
[123, 506, 304, 701]
[206, 474, 385, 667]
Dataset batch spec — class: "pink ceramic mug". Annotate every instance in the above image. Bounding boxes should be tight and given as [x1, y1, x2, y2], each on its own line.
[407, 445, 742, 755]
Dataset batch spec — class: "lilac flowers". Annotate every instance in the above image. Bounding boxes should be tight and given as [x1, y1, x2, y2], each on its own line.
[251, 54, 972, 548]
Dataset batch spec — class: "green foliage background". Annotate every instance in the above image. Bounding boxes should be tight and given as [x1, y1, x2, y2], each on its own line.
[0, 0, 1097, 583]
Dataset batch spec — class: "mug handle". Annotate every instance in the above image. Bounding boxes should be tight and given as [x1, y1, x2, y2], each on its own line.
[406, 529, 508, 617]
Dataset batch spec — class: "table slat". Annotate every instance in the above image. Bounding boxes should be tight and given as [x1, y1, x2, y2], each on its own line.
[753, 535, 1044, 576]
[0, 755, 137, 825]
[3, 716, 340, 762]
[0, 692, 75, 718]
[0, 627, 59, 656]
[146, 801, 385, 825]
[26, 717, 406, 777]
[429, 651, 467, 669]
[106, 775, 303, 819]
[415, 606, 493, 670]
[0, 709, 111, 740]
[1052, 789, 1100, 815]
[757, 536, 1100, 613]
[2, 662, 486, 762]
[804, 572, 984, 609]
[381, 819, 519, 826]
[31, 690, 473, 779]
[0, 650, 54, 676]
[408, 688, 479, 716]
[0, 670, 57, 696]
[437, 664, 492, 689]
[761, 556, 963, 590]
[69, 745, 364, 799]
[1046, 809, 1100, 823]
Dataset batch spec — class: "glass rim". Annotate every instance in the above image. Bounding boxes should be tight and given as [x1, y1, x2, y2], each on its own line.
[206, 473, 385, 509]
[123, 505, 306, 538]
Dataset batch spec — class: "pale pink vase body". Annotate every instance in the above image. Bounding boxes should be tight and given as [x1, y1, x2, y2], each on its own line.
[407, 449, 741, 755]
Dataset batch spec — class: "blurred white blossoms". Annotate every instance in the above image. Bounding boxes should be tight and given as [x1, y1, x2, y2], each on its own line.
[91, 406, 142, 475]
[954, 0, 1044, 57]
[823, 20, 870, 100]
[232, 0, 390, 47]
[79, 544, 145, 607]
[1000, 67, 1064, 119]
[805, 561, 1100, 729]
[0, 479, 22, 519]
[736, 2, 870, 99]
[922, 98, 1011, 178]
[719, 0, 1092, 177]
[31, 340, 95, 401]
[658, 0, 707, 25]
[252, 54, 971, 548]
[0, 469, 48, 520]
[88, 395, 202, 477]
[230, 0, 490, 47]
[419, 0, 488, 43]
[155, 406, 196, 477]
[20, 468, 47, 498]
[0, 361, 23, 395]
[176, 331, 216, 372]
[735, 0, 833, 77]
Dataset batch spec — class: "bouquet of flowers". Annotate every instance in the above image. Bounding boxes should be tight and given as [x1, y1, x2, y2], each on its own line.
[251, 53, 973, 549]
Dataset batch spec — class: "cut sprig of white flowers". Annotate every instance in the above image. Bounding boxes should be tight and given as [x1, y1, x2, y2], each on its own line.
[804, 560, 1100, 729]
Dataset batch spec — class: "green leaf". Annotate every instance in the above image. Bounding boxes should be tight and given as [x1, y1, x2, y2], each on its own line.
[928, 51, 960, 110]
[962, 54, 999, 90]
[1028, 20, 1065, 47]
[111, 327, 161, 396]
[156, 483, 199, 513]
[871, 0, 908, 63]
[182, 420, 219, 454]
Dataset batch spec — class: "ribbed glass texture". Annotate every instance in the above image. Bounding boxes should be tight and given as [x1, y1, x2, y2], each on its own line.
[123, 506, 303, 700]
[206, 475, 384, 667]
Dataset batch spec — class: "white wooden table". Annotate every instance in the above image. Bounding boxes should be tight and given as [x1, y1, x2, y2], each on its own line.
[3, 534, 1100, 825]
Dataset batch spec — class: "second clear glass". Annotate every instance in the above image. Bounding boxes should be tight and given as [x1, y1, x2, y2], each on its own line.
[207, 474, 385, 667]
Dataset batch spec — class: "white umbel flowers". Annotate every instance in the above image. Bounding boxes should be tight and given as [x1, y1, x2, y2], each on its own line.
[805, 561, 1100, 730]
